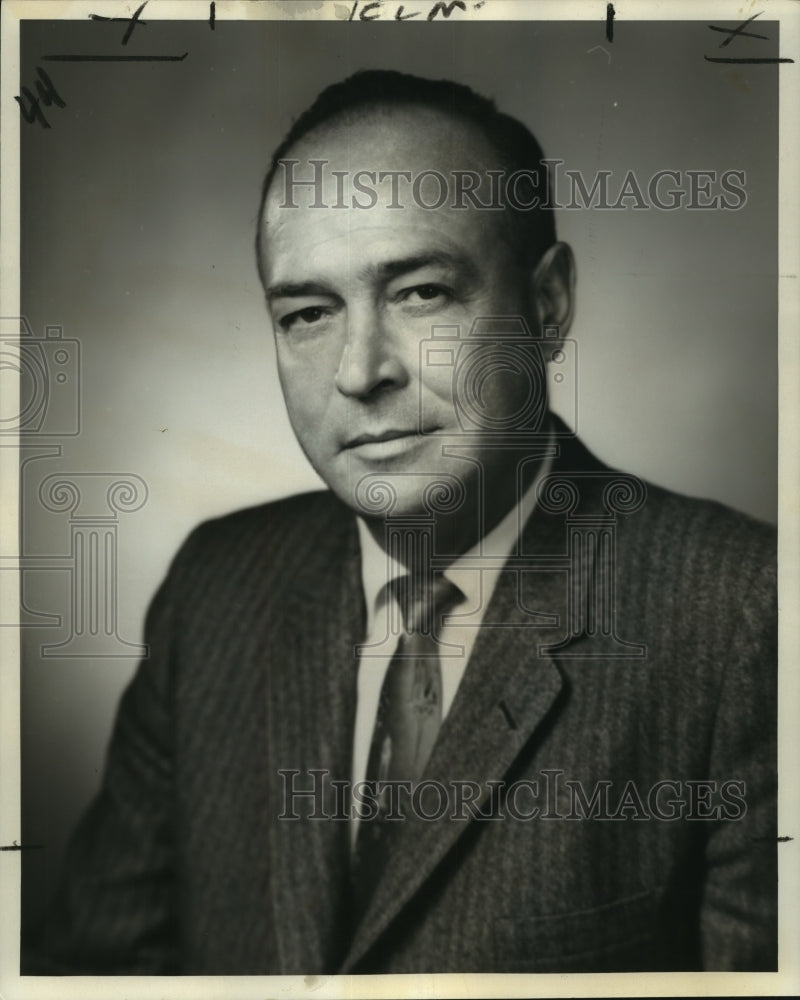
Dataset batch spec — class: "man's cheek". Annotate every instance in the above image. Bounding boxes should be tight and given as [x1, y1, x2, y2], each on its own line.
[281, 382, 324, 448]
[420, 366, 458, 413]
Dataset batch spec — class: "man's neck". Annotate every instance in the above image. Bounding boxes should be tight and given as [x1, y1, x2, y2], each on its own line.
[360, 439, 555, 570]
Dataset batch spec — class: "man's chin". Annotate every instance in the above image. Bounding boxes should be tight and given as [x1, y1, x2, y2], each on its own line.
[332, 470, 471, 523]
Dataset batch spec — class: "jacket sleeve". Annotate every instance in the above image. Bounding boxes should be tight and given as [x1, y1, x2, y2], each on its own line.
[699, 546, 778, 970]
[27, 535, 195, 974]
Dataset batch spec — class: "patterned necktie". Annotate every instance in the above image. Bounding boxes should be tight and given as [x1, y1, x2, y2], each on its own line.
[352, 571, 462, 915]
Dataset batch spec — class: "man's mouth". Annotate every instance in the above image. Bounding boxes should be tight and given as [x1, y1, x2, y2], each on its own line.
[344, 429, 420, 448]
[342, 427, 437, 459]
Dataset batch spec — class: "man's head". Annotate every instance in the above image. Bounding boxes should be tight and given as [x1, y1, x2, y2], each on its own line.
[256, 70, 574, 546]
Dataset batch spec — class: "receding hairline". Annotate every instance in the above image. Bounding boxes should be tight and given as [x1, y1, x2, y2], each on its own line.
[262, 100, 510, 204]
[255, 80, 557, 281]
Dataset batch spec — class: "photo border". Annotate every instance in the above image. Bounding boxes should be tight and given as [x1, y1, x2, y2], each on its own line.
[1, 1, 797, 997]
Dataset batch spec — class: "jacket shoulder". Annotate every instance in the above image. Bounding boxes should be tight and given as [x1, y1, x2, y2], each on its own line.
[562, 431, 775, 585]
[165, 490, 354, 588]
[189, 490, 348, 542]
[614, 479, 776, 655]
[628, 480, 775, 576]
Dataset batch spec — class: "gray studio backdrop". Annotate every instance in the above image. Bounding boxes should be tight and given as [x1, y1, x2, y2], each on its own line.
[19, 17, 777, 931]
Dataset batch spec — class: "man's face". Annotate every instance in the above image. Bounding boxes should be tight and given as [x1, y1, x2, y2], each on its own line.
[259, 107, 558, 527]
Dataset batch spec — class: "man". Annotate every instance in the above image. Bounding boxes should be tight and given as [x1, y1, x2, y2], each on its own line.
[34, 70, 777, 974]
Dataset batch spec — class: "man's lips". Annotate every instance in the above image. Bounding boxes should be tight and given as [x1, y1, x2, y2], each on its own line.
[344, 429, 421, 449]
[341, 427, 443, 458]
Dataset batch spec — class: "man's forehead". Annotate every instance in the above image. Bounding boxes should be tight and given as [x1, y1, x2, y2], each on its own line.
[283, 103, 500, 172]
[262, 104, 505, 219]
[256, 103, 520, 285]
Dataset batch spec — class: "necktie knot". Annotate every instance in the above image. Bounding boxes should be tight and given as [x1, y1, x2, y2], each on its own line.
[392, 571, 462, 634]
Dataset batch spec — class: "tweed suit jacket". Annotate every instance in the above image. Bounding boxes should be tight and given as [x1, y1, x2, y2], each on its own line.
[35, 432, 777, 974]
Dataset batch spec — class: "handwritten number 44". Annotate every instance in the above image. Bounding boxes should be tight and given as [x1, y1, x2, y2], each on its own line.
[15, 68, 66, 129]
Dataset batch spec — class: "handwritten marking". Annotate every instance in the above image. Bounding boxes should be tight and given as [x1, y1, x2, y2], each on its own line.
[606, 3, 615, 43]
[710, 11, 765, 48]
[347, 0, 478, 20]
[15, 67, 66, 129]
[708, 23, 768, 42]
[89, 0, 149, 46]
[705, 12, 794, 64]
[29, 2, 210, 127]
[349, 0, 377, 17]
[427, 0, 467, 19]
[704, 56, 793, 63]
[0, 841, 43, 851]
[42, 53, 188, 62]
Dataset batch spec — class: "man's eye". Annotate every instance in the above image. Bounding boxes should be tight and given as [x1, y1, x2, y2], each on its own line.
[402, 284, 450, 305]
[280, 306, 328, 331]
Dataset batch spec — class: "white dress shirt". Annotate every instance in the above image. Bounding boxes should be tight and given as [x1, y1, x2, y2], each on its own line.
[350, 449, 553, 845]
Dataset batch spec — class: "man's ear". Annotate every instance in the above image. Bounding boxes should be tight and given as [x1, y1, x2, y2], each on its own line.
[530, 241, 575, 337]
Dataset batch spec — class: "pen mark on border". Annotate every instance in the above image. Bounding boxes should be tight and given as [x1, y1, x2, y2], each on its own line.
[15, 67, 66, 129]
[346, 0, 478, 20]
[704, 12, 794, 64]
[89, 0, 149, 46]
[42, 53, 189, 62]
[708, 23, 769, 43]
[710, 12, 766, 48]
[704, 56, 794, 64]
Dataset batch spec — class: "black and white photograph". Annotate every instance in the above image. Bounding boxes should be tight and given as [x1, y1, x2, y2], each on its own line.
[1, 1, 798, 996]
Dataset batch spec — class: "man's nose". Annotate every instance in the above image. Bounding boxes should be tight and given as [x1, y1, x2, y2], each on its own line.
[334, 303, 408, 398]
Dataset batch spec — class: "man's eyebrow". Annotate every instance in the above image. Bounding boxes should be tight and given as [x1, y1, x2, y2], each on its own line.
[266, 252, 478, 302]
[266, 280, 337, 302]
